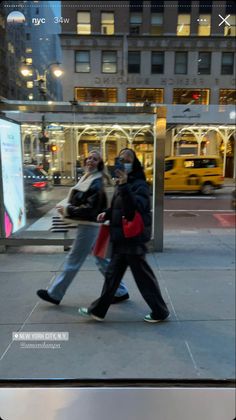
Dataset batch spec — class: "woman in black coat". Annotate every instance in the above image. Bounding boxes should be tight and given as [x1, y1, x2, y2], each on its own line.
[79, 148, 169, 323]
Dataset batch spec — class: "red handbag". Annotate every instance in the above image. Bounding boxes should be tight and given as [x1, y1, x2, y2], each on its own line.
[92, 224, 110, 258]
[122, 211, 144, 238]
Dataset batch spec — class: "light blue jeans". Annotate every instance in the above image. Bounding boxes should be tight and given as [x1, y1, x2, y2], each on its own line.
[48, 224, 128, 301]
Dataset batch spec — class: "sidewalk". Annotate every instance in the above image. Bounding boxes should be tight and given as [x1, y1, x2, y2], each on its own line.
[224, 177, 235, 188]
[0, 228, 235, 380]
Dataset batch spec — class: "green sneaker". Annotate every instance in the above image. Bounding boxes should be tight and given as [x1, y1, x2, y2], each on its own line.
[78, 307, 104, 322]
[144, 314, 169, 323]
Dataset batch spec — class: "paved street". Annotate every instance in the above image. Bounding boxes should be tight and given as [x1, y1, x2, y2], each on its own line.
[0, 228, 235, 380]
[1, 181, 234, 381]
[25, 183, 235, 230]
[0, 0, 235, 416]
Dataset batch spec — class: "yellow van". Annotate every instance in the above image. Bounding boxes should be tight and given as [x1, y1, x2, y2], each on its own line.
[145, 156, 224, 194]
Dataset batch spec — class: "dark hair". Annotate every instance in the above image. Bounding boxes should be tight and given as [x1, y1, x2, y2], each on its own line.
[119, 148, 143, 174]
[97, 160, 104, 172]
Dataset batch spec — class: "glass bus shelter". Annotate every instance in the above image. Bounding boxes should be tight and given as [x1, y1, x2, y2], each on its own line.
[0, 100, 166, 251]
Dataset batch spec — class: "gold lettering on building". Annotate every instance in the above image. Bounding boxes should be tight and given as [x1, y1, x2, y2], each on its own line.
[94, 76, 150, 85]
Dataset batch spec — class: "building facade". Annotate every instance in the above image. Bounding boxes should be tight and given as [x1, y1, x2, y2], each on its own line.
[0, 2, 28, 100]
[57, 0, 236, 177]
[60, 0, 235, 105]
[3, 1, 234, 179]
[23, 1, 63, 101]
[0, 4, 8, 99]
[0, 1, 62, 101]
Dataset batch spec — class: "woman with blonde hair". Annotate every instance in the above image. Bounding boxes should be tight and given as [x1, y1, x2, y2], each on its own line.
[37, 150, 128, 305]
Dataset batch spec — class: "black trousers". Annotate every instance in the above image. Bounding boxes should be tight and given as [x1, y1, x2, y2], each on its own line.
[89, 252, 169, 320]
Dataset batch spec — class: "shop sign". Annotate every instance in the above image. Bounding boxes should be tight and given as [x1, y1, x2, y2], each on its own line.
[94, 77, 235, 87]
[47, 125, 64, 131]
[167, 105, 235, 124]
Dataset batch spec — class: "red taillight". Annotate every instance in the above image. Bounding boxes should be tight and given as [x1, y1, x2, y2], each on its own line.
[32, 181, 47, 188]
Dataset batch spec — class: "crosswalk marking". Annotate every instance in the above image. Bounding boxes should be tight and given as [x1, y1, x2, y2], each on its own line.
[51, 217, 77, 232]
[213, 213, 236, 227]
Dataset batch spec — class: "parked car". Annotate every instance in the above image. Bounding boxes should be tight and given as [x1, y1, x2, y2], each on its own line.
[23, 165, 52, 213]
[145, 156, 224, 195]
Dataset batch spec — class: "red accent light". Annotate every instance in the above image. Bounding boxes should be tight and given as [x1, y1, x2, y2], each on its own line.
[32, 181, 47, 188]
[192, 93, 201, 100]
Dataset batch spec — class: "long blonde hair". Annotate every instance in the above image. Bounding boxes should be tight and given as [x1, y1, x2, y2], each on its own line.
[86, 149, 113, 185]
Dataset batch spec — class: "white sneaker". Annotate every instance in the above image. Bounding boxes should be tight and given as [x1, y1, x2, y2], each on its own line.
[144, 314, 170, 323]
[78, 307, 104, 322]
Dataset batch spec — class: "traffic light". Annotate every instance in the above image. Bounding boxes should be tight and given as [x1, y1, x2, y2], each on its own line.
[39, 132, 49, 143]
[192, 92, 201, 101]
[51, 144, 58, 153]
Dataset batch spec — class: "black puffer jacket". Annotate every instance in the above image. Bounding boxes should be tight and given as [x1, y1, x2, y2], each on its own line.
[105, 171, 152, 252]
[67, 178, 107, 222]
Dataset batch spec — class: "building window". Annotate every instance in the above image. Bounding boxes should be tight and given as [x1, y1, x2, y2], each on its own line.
[225, 1, 236, 35]
[173, 89, 210, 105]
[26, 81, 33, 89]
[175, 52, 188, 74]
[151, 0, 164, 12]
[178, 0, 191, 13]
[0, 15, 5, 29]
[77, 12, 91, 34]
[199, 0, 212, 13]
[151, 52, 164, 74]
[130, 0, 143, 12]
[25, 57, 32, 65]
[127, 88, 163, 103]
[26, 48, 32, 53]
[130, 12, 142, 34]
[198, 52, 211, 74]
[197, 14, 211, 36]
[128, 51, 140, 73]
[221, 53, 234, 75]
[8, 42, 14, 54]
[75, 51, 90, 73]
[224, 15, 236, 36]
[150, 13, 163, 35]
[102, 51, 117, 73]
[75, 88, 117, 102]
[101, 12, 114, 35]
[177, 14, 191, 36]
[219, 89, 236, 105]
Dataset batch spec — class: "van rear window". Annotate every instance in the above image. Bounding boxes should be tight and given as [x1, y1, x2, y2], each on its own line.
[184, 159, 217, 169]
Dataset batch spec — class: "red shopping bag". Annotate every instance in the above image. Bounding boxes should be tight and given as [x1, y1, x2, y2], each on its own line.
[92, 224, 110, 258]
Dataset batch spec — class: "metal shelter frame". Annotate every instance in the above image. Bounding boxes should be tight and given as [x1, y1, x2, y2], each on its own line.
[0, 100, 167, 252]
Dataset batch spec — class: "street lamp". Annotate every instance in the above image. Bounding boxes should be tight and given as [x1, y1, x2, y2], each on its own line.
[20, 62, 63, 100]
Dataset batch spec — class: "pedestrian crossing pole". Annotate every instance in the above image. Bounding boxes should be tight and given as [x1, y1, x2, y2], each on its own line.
[153, 106, 167, 252]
